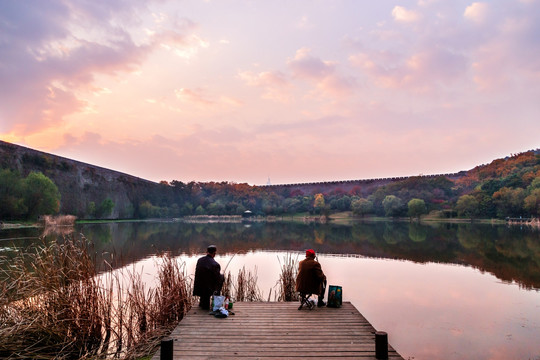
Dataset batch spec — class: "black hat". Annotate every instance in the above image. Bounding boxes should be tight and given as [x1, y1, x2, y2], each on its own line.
[207, 245, 217, 253]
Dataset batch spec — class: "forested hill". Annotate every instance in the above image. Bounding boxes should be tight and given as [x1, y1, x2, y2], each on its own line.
[1, 139, 539, 220]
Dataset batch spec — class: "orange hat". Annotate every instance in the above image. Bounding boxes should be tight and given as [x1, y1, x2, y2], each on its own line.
[306, 249, 316, 257]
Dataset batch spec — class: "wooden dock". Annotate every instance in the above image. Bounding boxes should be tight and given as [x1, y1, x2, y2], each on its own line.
[153, 301, 403, 359]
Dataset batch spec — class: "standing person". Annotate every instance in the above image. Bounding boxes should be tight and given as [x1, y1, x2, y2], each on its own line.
[295, 249, 327, 307]
[193, 245, 224, 310]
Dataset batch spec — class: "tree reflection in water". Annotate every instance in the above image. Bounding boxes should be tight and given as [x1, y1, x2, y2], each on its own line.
[63, 221, 540, 290]
[2, 221, 540, 360]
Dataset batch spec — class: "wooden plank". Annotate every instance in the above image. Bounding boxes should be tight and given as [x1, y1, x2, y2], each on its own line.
[152, 302, 404, 359]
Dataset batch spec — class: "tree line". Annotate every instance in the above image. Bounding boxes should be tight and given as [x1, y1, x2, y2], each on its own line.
[128, 150, 540, 221]
[1, 150, 539, 221]
[105, 150, 540, 220]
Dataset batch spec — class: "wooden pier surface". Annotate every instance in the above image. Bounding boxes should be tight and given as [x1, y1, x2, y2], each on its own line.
[153, 301, 403, 359]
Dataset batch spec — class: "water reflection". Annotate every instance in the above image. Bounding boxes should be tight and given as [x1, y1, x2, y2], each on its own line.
[2, 221, 540, 360]
[3, 221, 539, 289]
[62, 221, 540, 290]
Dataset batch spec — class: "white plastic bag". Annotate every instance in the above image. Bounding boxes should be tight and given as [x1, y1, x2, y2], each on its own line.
[213, 295, 226, 311]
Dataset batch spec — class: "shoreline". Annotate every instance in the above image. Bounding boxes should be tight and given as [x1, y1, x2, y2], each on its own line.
[2, 214, 537, 230]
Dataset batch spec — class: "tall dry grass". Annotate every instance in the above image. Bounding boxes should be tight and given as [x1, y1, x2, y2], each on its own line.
[0, 235, 192, 359]
[276, 253, 299, 301]
[217, 256, 298, 303]
[41, 215, 77, 238]
[233, 266, 262, 302]
[42, 215, 77, 227]
[222, 271, 233, 299]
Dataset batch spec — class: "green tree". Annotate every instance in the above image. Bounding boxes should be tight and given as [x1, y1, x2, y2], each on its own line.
[456, 194, 479, 219]
[207, 201, 225, 215]
[382, 195, 403, 217]
[408, 198, 427, 220]
[139, 200, 154, 219]
[283, 198, 301, 215]
[22, 171, 60, 219]
[195, 205, 206, 215]
[529, 177, 540, 190]
[87, 201, 96, 218]
[180, 202, 193, 216]
[351, 198, 373, 217]
[329, 195, 351, 211]
[96, 198, 115, 218]
[0, 169, 26, 219]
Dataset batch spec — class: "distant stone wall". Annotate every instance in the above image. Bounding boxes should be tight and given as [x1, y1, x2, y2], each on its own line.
[0, 140, 159, 218]
[258, 172, 466, 196]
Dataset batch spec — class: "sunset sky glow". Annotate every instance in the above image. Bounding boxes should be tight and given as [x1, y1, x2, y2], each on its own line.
[1, 0, 539, 185]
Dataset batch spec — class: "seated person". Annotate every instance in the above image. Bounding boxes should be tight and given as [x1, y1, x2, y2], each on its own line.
[193, 245, 224, 310]
[295, 249, 327, 307]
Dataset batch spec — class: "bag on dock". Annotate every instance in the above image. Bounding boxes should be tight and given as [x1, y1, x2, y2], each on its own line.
[327, 285, 342, 308]
[213, 295, 226, 311]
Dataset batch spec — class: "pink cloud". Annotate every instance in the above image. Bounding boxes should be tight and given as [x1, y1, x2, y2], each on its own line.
[175, 88, 214, 105]
[350, 44, 467, 93]
[238, 70, 291, 102]
[288, 48, 357, 98]
[464, 2, 489, 23]
[239, 70, 288, 88]
[288, 47, 335, 80]
[0, 1, 193, 136]
[392, 6, 421, 23]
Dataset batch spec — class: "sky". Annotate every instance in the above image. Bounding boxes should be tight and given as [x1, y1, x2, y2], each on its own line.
[1, 0, 539, 185]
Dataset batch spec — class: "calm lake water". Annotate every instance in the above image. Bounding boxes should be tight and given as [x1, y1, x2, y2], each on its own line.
[2, 220, 540, 360]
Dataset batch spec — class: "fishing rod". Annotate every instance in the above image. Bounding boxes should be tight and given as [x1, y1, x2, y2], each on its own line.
[222, 250, 246, 274]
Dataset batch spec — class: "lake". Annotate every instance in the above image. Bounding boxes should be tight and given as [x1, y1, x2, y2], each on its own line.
[2, 220, 540, 360]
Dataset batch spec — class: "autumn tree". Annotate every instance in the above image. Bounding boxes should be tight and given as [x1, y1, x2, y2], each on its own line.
[524, 188, 540, 216]
[313, 193, 325, 214]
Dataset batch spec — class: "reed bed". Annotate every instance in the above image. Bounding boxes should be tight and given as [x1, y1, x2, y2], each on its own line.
[0, 235, 192, 360]
[276, 253, 299, 302]
[218, 255, 298, 303]
[222, 271, 233, 299]
[41, 215, 77, 237]
[233, 266, 263, 302]
[42, 215, 77, 227]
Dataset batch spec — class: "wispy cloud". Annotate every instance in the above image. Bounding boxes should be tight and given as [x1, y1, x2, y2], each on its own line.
[464, 2, 489, 23]
[238, 70, 291, 102]
[1, 0, 539, 184]
[392, 6, 421, 23]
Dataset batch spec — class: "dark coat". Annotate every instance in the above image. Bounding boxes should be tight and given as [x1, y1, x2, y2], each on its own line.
[193, 254, 222, 297]
[295, 257, 326, 294]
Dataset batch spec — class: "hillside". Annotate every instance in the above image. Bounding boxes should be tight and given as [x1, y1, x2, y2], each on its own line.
[1, 140, 539, 220]
[0, 140, 162, 218]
